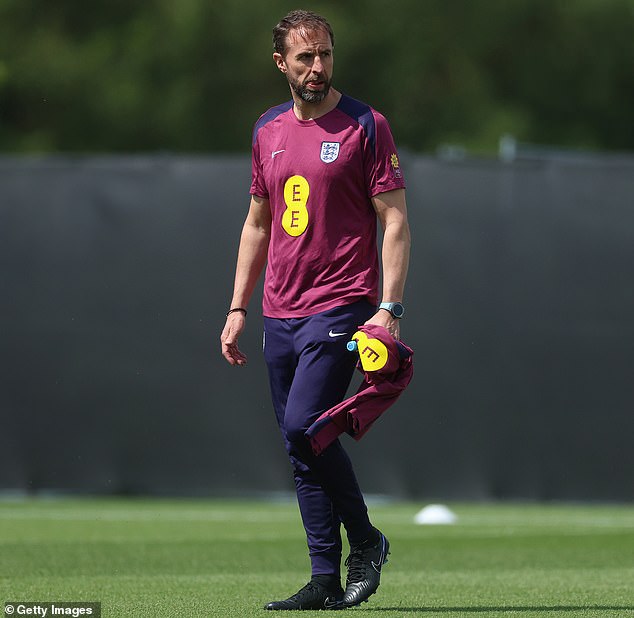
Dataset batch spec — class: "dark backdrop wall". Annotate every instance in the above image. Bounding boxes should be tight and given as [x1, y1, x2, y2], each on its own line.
[1, 154, 632, 501]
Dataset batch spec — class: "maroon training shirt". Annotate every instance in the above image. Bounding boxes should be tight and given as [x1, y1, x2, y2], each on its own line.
[250, 94, 406, 318]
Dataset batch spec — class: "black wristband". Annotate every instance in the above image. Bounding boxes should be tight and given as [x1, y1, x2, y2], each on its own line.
[226, 307, 247, 317]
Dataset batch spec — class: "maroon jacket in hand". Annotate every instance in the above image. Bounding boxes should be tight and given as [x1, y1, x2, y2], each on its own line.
[305, 324, 414, 456]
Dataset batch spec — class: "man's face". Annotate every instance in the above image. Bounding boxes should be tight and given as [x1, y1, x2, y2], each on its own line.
[275, 27, 334, 104]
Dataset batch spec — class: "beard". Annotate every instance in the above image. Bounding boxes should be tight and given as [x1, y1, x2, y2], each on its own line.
[289, 75, 332, 104]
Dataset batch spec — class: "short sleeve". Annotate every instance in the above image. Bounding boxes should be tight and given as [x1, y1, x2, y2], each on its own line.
[367, 111, 406, 197]
[250, 129, 269, 198]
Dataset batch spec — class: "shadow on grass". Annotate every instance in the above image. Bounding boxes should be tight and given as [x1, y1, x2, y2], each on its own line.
[365, 607, 634, 613]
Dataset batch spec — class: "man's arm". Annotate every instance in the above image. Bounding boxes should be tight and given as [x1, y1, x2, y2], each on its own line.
[366, 188, 411, 340]
[220, 194, 272, 366]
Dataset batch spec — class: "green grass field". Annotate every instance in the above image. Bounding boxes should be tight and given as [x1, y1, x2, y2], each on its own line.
[1, 498, 633, 617]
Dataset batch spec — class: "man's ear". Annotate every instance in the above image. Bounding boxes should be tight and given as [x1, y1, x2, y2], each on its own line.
[273, 52, 287, 74]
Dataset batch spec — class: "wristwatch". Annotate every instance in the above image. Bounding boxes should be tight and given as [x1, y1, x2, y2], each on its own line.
[379, 302, 405, 319]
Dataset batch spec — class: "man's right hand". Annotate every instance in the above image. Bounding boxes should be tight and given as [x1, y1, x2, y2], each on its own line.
[220, 312, 248, 366]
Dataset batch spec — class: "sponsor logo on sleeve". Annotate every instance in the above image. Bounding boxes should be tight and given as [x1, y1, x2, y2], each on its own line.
[390, 153, 402, 179]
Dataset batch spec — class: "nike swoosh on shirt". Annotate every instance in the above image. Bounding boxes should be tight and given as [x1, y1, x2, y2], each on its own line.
[328, 330, 348, 338]
[271, 149, 286, 158]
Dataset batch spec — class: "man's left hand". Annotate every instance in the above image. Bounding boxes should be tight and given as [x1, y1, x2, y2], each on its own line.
[364, 310, 400, 340]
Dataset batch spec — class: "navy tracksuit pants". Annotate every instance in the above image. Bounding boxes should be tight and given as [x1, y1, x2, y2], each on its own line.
[263, 300, 376, 577]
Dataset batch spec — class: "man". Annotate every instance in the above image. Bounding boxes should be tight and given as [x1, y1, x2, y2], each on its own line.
[220, 9, 410, 611]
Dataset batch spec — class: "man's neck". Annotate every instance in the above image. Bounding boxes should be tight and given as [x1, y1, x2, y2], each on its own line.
[292, 89, 342, 121]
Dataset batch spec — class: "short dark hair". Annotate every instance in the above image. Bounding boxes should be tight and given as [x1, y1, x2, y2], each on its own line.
[272, 10, 335, 56]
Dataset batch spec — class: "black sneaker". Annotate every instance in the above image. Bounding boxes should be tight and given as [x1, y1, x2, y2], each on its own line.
[342, 529, 390, 607]
[264, 579, 344, 611]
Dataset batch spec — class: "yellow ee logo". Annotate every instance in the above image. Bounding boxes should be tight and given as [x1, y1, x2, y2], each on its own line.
[282, 175, 309, 237]
[351, 330, 389, 372]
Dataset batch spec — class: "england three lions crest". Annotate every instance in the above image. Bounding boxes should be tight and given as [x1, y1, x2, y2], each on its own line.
[320, 141, 340, 163]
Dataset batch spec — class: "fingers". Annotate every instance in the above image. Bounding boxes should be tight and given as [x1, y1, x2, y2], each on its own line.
[222, 343, 248, 366]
